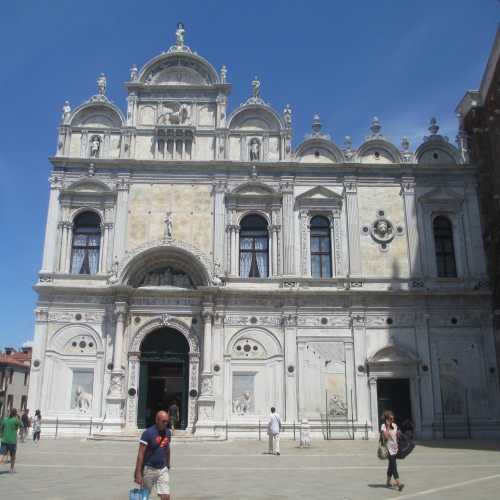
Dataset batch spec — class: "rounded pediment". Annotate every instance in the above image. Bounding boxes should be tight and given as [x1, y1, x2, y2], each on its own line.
[368, 345, 419, 365]
[137, 52, 219, 87]
[296, 138, 344, 163]
[65, 178, 112, 193]
[70, 102, 124, 129]
[119, 240, 212, 288]
[416, 139, 460, 165]
[356, 138, 402, 164]
[228, 104, 283, 131]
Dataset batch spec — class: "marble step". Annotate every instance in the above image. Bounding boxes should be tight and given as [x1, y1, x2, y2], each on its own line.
[88, 431, 224, 443]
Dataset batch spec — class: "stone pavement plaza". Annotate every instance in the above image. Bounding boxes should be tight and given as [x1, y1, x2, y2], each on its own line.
[2, 438, 500, 499]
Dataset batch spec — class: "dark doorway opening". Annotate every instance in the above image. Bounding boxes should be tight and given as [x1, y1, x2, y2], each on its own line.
[377, 378, 412, 429]
[138, 327, 189, 429]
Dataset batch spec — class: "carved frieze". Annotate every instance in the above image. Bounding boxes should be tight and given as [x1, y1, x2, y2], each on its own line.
[224, 315, 281, 327]
[296, 316, 350, 328]
[48, 311, 106, 323]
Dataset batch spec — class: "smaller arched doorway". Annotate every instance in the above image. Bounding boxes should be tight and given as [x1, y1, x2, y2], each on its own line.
[138, 328, 189, 429]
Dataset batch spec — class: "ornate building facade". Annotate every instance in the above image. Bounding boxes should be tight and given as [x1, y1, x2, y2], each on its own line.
[457, 25, 500, 386]
[29, 25, 500, 438]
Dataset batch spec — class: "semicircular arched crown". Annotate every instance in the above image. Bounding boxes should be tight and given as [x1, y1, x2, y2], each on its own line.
[48, 324, 104, 355]
[226, 326, 283, 358]
[355, 117, 402, 164]
[367, 345, 419, 366]
[228, 104, 284, 132]
[296, 138, 345, 163]
[118, 239, 212, 288]
[137, 52, 219, 87]
[415, 117, 461, 165]
[70, 101, 125, 129]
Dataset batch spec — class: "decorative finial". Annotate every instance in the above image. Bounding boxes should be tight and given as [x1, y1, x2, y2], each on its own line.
[130, 64, 138, 81]
[343, 136, 354, 160]
[252, 76, 261, 98]
[97, 73, 107, 96]
[401, 136, 410, 151]
[250, 165, 258, 180]
[312, 113, 322, 134]
[370, 116, 381, 136]
[283, 104, 292, 127]
[220, 65, 227, 83]
[175, 22, 185, 47]
[428, 117, 439, 135]
[61, 100, 71, 121]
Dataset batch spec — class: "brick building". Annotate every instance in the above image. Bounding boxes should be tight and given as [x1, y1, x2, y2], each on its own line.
[0, 347, 32, 417]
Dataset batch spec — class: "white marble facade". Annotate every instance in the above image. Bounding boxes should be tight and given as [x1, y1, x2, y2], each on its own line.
[28, 25, 500, 438]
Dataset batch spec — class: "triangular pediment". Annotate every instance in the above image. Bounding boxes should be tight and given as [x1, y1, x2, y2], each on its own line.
[296, 186, 343, 210]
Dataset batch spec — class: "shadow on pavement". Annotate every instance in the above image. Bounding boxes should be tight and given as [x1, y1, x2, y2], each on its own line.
[415, 439, 500, 452]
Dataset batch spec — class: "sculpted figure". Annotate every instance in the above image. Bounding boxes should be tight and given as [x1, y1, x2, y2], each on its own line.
[62, 100, 71, 121]
[164, 212, 173, 239]
[176, 22, 185, 46]
[90, 136, 101, 158]
[220, 65, 227, 83]
[75, 386, 92, 413]
[251, 76, 261, 98]
[374, 219, 391, 237]
[249, 138, 261, 161]
[97, 73, 107, 96]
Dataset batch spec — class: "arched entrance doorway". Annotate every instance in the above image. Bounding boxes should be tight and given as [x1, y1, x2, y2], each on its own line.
[137, 327, 189, 429]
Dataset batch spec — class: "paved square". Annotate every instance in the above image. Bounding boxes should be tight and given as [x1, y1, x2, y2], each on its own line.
[2, 437, 500, 499]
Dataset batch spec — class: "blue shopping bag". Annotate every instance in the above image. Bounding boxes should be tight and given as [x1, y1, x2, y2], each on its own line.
[129, 488, 149, 500]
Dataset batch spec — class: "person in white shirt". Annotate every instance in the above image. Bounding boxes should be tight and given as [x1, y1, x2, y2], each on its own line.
[381, 410, 404, 491]
[267, 407, 281, 455]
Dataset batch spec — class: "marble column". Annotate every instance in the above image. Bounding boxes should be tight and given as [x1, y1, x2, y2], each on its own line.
[27, 307, 49, 412]
[297, 342, 306, 419]
[112, 177, 130, 265]
[343, 178, 362, 277]
[212, 312, 225, 421]
[228, 225, 239, 276]
[368, 377, 379, 437]
[283, 313, 298, 422]
[112, 302, 128, 373]
[41, 175, 62, 273]
[202, 311, 213, 375]
[400, 178, 423, 277]
[270, 224, 280, 276]
[280, 180, 295, 275]
[63, 222, 74, 273]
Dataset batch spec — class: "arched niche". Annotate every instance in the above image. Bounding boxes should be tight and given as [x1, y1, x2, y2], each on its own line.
[356, 139, 402, 164]
[228, 105, 283, 131]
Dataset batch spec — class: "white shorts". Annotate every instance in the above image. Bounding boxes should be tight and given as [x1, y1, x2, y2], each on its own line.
[143, 465, 170, 496]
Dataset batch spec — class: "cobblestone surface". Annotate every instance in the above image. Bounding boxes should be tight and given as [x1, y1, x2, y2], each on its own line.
[2, 437, 500, 499]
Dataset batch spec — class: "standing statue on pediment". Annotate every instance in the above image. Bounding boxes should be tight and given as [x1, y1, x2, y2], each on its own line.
[252, 76, 261, 98]
[97, 73, 107, 96]
[220, 65, 227, 83]
[176, 22, 185, 47]
[62, 101, 71, 121]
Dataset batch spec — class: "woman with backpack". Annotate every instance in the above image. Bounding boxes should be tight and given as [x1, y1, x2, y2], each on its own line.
[381, 410, 404, 491]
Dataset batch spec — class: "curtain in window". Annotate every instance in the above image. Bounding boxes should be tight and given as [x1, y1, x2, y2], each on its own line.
[70, 212, 101, 275]
[239, 237, 253, 278]
[433, 216, 457, 278]
[254, 236, 268, 277]
[310, 215, 332, 278]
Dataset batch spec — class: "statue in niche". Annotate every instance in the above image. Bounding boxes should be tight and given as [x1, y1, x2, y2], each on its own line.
[328, 394, 348, 417]
[90, 135, 101, 158]
[164, 212, 173, 239]
[249, 138, 261, 161]
[75, 386, 93, 413]
[138, 266, 193, 289]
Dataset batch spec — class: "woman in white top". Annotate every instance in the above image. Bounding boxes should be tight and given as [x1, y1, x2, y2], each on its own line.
[381, 410, 404, 491]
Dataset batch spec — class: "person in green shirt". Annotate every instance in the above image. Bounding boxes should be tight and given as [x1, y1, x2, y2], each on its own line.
[0, 408, 22, 472]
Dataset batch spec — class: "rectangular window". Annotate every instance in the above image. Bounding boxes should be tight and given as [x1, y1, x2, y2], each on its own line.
[24, 371, 29, 386]
[20, 395, 27, 412]
[9, 369, 13, 384]
[7, 394, 13, 412]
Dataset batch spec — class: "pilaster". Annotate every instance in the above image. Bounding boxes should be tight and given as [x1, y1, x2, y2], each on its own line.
[400, 177, 423, 277]
[351, 313, 369, 424]
[40, 175, 62, 273]
[282, 312, 298, 422]
[343, 178, 362, 277]
[280, 179, 295, 275]
[213, 180, 227, 270]
[112, 177, 130, 265]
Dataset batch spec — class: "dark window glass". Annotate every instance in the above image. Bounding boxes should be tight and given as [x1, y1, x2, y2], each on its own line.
[310, 215, 332, 278]
[239, 214, 269, 278]
[71, 212, 101, 275]
[433, 216, 457, 278]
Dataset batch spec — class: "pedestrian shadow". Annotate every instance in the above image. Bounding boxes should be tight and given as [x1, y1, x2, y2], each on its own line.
[0, 470, 12, 475]
[367, 484, 392, 489]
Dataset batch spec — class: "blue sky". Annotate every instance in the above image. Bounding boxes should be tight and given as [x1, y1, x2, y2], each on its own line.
[0, 1, 498, 348]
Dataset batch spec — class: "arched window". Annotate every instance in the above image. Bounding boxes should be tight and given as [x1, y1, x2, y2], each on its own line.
[310, 215, 332, 278]
[71, 212, 101, 274]
[433, 216, 457, 278]
[239, 214, 269, 278]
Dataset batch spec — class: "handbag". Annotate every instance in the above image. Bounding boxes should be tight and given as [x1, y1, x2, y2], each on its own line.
[129, 488, 149, 500]
[377, 432, 389, 460]
[396, 433, 415, 459]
